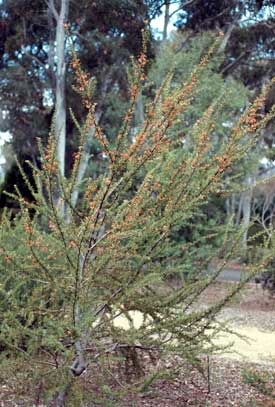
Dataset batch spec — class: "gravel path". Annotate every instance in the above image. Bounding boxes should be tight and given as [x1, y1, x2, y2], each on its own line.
[219, 307, 275, 331]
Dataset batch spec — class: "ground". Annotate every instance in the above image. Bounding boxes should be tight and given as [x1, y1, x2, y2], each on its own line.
[117, 281, 275, 407]
[1, 280, 275, 406]
[119, 358, 275, 406]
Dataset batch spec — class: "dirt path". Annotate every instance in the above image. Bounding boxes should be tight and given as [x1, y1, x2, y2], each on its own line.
[114, 312, 275, 364]
[198, 282, 275, 364]
[114, 282, 275, 364]
[214, 325, 275, 364]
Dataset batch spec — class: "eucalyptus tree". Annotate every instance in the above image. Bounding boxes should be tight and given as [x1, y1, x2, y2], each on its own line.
[0, 0, 153, 211]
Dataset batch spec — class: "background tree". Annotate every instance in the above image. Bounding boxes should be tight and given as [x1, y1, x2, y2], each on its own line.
[170, 0, 275, 251]
[0, 0, 153, 211]
[145, 31, 248, 260]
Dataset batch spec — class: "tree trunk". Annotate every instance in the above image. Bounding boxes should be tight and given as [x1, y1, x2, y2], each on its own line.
[217, 21, 235, 54]
[236, 194, 243, 225]
[225, 195, 234, 223]
[69, 71, 112, 210]
[163, 0, 170, 41]
[134, 91, 145, 128]
[48, 0, 69, 218]
[241, 176, 254, 253]
[70, 111, 102, 209]
[217, 5, 244, 55]
[47, 4, 56, 92]
[55, 0, 69, 178]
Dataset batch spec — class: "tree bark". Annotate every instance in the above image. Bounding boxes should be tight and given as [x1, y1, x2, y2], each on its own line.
[241, 176, 254, 253]
[47, 3, 56, 91]
[47, 0, 69, 218]
[69, 70, 112, 210]
[134, 91, 145, 128]
[163, 0, 170, 41]
[54, 0, 69, 178]
[70, 111, 102, 209]
[217, 21, 235, 54]
[217, 5, 244, 55]
[236, 193, 243, 225]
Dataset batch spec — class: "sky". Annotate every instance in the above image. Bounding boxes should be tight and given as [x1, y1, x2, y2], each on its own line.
[0, 131, 11, 179]
[150, 3, 179, 39]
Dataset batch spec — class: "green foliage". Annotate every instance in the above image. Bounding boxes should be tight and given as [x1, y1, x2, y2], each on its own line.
[0, 35, 274, 404]
[242, 367, 275, 397]
[148, 31, 248, 138]
[146, 31, 249, 256]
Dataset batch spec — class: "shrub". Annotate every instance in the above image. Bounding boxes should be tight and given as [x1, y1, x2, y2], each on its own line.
[0, 33, 274, 405]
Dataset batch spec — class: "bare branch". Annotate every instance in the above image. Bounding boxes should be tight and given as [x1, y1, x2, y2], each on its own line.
[45, 0, 59, 22]
[220, 51, 248, 75]
[23, 50, 47, 70]
[169, 0, 196, 19]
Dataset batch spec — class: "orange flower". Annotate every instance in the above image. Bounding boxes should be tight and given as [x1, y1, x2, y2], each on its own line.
[5, 255, 12, 263]
[24, 223, 32, 234]
[68, 241, 77, 248]
[121, 152, 130, 160]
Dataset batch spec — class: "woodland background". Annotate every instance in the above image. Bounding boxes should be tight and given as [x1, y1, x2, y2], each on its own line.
[0, 0, 275, 255]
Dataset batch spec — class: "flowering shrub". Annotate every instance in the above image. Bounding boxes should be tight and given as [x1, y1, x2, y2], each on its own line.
[0, 33, 274, 405]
